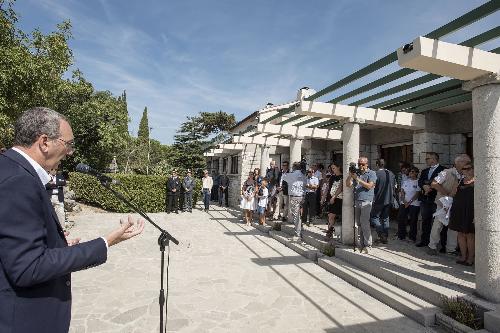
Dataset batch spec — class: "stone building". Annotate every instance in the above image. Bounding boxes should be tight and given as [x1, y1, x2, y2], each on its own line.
[204, 3, 500, 312]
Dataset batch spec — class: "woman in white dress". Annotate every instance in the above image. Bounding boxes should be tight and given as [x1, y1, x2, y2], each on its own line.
[240, 172, 256, 225]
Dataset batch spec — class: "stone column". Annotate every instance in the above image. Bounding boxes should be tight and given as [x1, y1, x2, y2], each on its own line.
[259, 145, 270, 177]
[341, 119, 363, 245]
[463, 72, 500, 303]
[290, 138, 303, 165]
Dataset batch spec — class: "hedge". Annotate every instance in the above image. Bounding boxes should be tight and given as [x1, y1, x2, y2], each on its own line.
[69, 172, 202, 213]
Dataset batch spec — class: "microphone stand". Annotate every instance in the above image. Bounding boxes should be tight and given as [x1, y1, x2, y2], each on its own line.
[98, 178, 178, 333]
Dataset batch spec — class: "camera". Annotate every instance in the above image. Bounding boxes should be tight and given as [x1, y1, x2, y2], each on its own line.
[349, 162, 361, 175]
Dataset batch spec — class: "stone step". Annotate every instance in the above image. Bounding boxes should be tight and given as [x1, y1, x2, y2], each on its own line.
[334, 248, 472, 308]
[269, 230, 319, 261]
[252, 222, 272, 234]
[318, 256, 439, 327]
[280, 224, 334, 253]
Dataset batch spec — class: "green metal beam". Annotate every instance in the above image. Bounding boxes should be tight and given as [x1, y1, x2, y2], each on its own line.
[305, 1, 499, 102]
[410, 93, 472, 114]
[263, 133, 275, 137]
[424, 1, 500, 39]
[327, 68, 416, 104]
[319, 120, 340, 128]
[460, 25, 500, 47]
[305, 52, 398, 101]
[259, 105, 295, 123]
[276, 114, 305, 125]
[248, 132, 261, 137]
[238, 125, 256, 135]
[367, 45, 500, 109]
[307, 119, 338, 128]
[352, 73, 441, 106]
[391, 87, 466, 111]
[330, 26, 500, 105]
[369, 80, 461, 109]
[293, 117, 323, 127]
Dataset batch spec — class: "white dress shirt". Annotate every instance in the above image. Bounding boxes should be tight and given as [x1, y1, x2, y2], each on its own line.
[12, 147, 109, 248]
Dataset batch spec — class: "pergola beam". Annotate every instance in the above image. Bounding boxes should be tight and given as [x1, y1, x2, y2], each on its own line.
[232, 135, 291, 147]
[256, 123, 342, 140]
[216, 143, 244, 151]
[397, 36, 500, 81]
[304, 1, 499, 102]
[297, 101, 426, 129]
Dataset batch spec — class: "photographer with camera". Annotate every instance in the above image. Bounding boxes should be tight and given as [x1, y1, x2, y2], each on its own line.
[346, 157, 377, 254]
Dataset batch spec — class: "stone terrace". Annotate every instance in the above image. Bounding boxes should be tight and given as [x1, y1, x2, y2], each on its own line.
[68, 205, 433, 333]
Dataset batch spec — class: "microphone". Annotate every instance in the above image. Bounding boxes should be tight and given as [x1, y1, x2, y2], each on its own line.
[75, 163, 120, 185]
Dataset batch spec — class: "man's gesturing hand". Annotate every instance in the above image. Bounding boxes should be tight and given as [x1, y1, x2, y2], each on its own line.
[106, 215, 145, 247]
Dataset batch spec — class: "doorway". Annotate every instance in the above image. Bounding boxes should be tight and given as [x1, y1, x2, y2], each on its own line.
[380, 143, 413, 174]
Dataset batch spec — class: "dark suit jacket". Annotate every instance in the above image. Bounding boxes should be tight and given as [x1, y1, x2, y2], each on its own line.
[166, 177, 181, 195]
[418, 164, 446, 202]
[0, 149, 107, 333]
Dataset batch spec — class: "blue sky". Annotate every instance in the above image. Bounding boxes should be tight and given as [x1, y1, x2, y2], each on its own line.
[14, 0, 499, 144]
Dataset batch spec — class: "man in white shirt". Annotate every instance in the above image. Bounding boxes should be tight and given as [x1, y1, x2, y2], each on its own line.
[202, 170, 213, 211]
[281, 162, 306, 241]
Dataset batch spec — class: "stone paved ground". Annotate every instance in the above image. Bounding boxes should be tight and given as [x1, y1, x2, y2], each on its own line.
[69, 204, 431, 333]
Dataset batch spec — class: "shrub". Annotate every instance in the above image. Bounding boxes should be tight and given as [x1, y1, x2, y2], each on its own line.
[69, 172, 202, 213]
[322, 245, 335, 257]
[441, 296, 483, 330]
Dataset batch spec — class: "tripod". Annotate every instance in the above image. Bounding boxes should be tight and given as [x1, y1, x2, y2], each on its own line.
[98, 179, 178, 333]
[352, 184, 357, 252]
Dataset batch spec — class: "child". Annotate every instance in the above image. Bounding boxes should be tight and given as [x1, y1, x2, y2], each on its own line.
[397, 166, 421, 241]
[257, 179, 269, 226]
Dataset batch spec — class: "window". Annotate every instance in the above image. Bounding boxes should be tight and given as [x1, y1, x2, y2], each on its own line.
[212, 159, 219, 173]
[222, 157, 228, 173]
[230, 155, 239, 174]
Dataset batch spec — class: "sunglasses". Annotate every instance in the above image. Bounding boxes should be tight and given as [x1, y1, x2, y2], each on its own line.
[357, 163, 366, 166]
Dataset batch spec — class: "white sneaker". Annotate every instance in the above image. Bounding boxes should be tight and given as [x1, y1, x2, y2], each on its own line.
[291, 236, 301, 242]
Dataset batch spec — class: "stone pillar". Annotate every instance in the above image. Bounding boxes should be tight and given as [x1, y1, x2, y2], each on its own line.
[341, 119, 363, 245]
[290, 138, 303, 165]
[259, 145, 270, 177]
[463, 72, 500, 303]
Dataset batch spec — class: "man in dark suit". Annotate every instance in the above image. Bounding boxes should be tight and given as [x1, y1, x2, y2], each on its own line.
[0, 107, 145, 333]
[416, 152, 445, 247]
[166, 170, 181, 213]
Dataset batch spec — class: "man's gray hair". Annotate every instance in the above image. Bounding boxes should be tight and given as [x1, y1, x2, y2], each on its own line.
[454, 153, 471, 164]
[14, 107, 68, 147]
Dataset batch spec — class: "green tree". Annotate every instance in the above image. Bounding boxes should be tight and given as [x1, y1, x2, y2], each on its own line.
[0, 1, 73, 121]
[0, 2, 132, 170]
[63, 91, 129, 170]
[137, 107, 149, 142]
[172, 111, 235, 172]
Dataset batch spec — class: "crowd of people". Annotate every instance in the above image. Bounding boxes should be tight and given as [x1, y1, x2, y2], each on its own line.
[235, 152, 475, 265]
[346, 152, 474, 262]
[238, 160, 344, 243]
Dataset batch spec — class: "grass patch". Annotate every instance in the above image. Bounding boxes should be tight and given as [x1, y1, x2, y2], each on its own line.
[322, 245, 335, 257]
[441, 296, 483, 330]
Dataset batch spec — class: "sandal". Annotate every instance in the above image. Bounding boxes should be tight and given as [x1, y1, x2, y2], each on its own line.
[456, 259, 467, 264]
